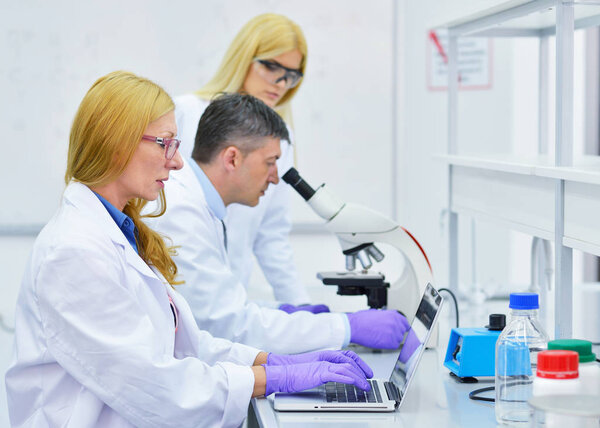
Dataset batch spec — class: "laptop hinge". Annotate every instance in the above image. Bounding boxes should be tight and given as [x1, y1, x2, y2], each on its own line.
[384, 381, 402, 405]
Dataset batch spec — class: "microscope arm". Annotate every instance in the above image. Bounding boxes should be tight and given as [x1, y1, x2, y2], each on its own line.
[282, 168, 434, 319]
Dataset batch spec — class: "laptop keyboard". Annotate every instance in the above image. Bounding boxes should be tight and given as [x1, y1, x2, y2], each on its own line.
[324, 380, 383, 403]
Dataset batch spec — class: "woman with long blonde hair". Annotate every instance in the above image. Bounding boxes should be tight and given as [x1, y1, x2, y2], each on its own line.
[5, 70, 372, 428]
[175, 13, 327, 313]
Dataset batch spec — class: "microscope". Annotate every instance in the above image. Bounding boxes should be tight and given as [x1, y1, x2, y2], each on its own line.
[282, 167, 434, 324]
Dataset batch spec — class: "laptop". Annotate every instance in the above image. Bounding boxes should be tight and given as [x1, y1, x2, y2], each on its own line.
[273, 283, 443, 412]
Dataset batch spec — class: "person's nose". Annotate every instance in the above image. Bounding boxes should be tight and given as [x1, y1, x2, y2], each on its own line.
[168, 151, 184, 171]
[274, 77, 287, 90]
[270, 165, 280, 184]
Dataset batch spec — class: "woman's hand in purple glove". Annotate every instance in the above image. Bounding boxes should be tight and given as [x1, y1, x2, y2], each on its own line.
[347, 309, 411, 349]
[263, 361, 371, 396]
[279, 303, 330, 314]
[267, 350, 373, 378]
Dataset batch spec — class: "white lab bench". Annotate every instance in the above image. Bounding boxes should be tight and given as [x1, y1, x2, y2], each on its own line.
[249, 348, 497, 428]
[248, 299, 503, 428]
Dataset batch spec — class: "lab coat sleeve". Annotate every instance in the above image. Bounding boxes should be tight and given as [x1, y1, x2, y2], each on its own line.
[169, 287, 260, 366]
[156, 186, 347, 354]
[251, 141, 312, 305]
[35, 242, 254, 428]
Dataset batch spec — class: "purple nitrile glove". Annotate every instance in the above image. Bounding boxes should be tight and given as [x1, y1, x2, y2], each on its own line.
[347, 309, 410, 349]
[279, 303, 330, 314]
[267, 350, 373, 378]
[263, 361, 370, 396]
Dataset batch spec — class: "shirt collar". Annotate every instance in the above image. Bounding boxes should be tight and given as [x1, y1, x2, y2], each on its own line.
[92, 191, 139, 253]
[188, 158, 227, 220]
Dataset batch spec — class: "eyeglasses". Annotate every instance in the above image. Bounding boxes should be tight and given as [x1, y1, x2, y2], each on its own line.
[254, 59, 303, 89]
[141, 135, 181, 160]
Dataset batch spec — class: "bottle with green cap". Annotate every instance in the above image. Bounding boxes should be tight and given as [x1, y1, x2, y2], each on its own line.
[548, 339, 600, 396]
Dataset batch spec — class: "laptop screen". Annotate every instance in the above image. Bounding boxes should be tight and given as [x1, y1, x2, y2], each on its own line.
[388, 283, 443, 398]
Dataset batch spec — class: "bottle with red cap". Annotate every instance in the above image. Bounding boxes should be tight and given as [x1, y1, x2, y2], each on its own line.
[548, 339, 600, 396]
[532, 350, 582, 397]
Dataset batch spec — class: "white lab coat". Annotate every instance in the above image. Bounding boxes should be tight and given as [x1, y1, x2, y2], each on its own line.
[147, 160, 348, 354]
[5, 182, 258, 428]
[174, 94, 311, 305]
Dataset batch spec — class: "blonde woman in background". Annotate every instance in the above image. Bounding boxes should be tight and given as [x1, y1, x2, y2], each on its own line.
[4, 70, 373, 428]
[174, 13, 325, 313]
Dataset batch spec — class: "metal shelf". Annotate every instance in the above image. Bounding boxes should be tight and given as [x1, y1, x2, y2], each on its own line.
[563, 237, 600, 258]
[435, 153, 552, 175]
[436, 155, 600, 254]
[439, 0, 600, 37]
[537, 157, 600, 184]
[440, 0, 600, 339]
[437, 153, 600, 183]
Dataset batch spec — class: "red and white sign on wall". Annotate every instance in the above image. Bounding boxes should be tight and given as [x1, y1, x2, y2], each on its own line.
[427, 29, 493, 91]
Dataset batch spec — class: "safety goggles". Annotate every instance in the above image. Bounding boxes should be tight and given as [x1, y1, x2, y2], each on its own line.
[141, 135, 181, 160]
[254, 59, 303, 89]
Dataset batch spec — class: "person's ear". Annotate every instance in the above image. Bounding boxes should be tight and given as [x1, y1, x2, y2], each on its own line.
[222, 146, 242, 172]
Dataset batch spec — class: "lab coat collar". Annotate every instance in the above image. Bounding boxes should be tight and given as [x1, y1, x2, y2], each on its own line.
[62, 182, 163, 283]
[168, 161, 229, 261]
[171, 159, 212, 215]
[187, 158, 226, 220]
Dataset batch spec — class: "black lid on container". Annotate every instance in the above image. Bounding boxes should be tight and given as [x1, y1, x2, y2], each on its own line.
[486, 313, 506, 331]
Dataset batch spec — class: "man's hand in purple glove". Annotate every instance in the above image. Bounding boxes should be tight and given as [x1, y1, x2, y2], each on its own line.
[267, 350, 373, 378]
[347, 309, 411, 349]
[279, 303, 330, 314]
[263, 361, 370, 396]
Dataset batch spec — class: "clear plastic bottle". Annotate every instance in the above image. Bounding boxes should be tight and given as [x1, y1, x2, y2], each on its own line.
[495, 293, 549, 425]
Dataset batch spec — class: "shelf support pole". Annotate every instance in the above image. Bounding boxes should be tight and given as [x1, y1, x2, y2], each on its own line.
[448, 31, 459, 293]
[554, 0, 574, 339]
[538, 36, 549, 155]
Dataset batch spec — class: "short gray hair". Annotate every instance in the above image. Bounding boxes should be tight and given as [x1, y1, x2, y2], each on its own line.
[191, 93, 290, 163]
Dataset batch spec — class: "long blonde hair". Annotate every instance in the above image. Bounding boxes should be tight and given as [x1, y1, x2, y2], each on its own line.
[195, 13, 307, 124]
[65, 70, 181, 285]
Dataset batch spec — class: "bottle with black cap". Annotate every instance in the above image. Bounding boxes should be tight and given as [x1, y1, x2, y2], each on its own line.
[486, 313, 506, 331]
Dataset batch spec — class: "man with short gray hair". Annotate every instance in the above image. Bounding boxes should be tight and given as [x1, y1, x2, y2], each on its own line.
[150, 93, 409, 354]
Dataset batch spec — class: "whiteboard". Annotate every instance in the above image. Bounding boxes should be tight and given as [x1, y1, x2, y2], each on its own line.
[0, 0, 397, 227]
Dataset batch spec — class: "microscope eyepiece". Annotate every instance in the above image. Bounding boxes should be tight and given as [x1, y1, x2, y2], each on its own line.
[282, 167, 316, 201]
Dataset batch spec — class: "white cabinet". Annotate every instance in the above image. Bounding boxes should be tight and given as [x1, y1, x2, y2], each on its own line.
[437, 0, 600, 338]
